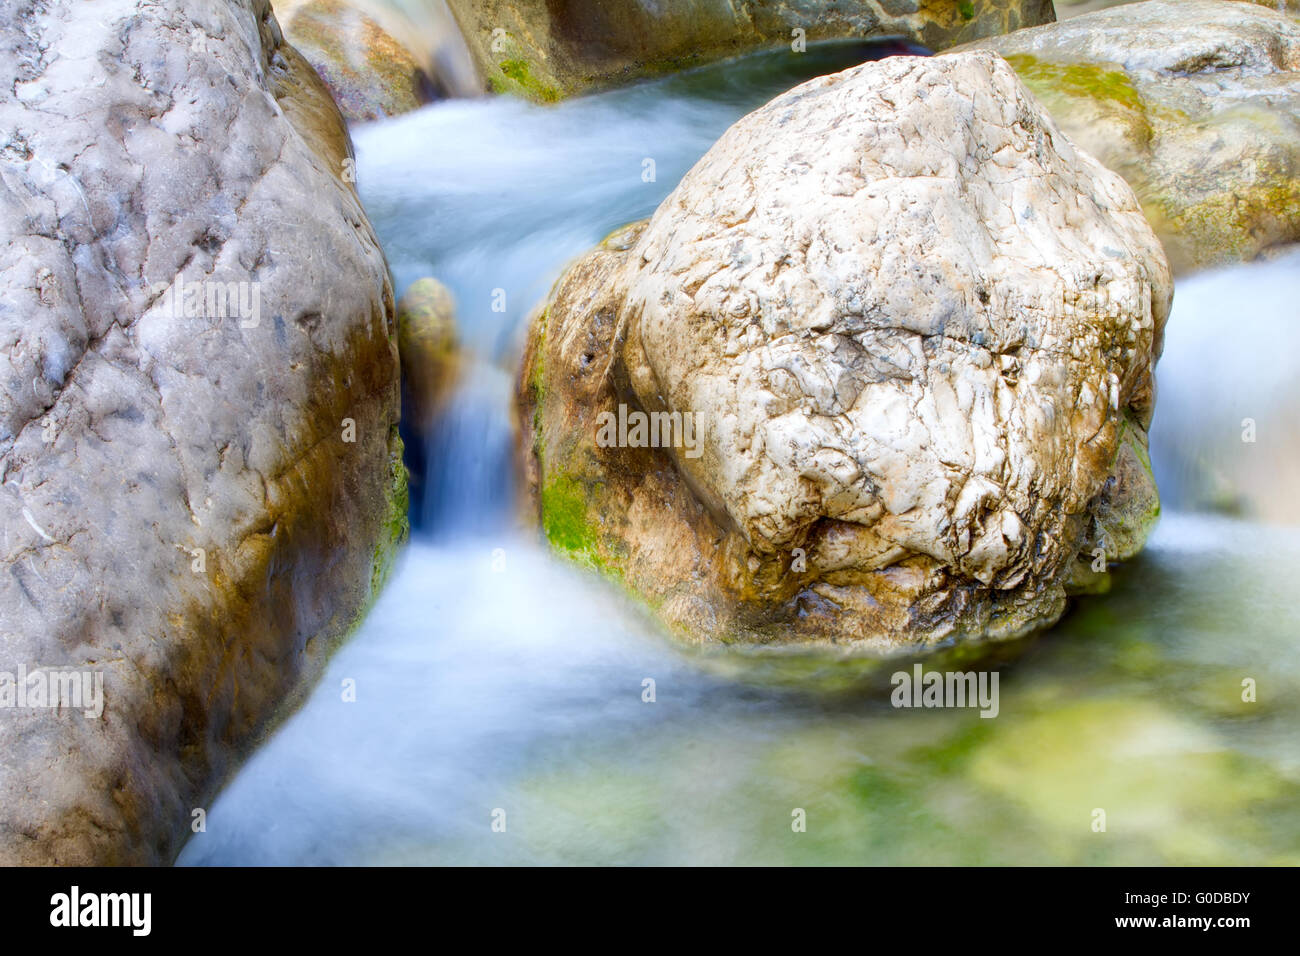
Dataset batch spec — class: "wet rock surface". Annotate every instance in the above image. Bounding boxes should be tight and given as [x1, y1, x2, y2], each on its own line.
[448, 0, 1057, 102]
[960, 0, 1300, 272]
[518, 52, 1171, 652]
[273, 0, 438, 121]
[0, 0, 405, 863]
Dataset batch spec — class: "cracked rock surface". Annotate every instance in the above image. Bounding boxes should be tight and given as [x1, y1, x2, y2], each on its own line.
[0, 0, 404, 863]
[959, 0, 1300, 273]
[518, 52, 1171, 652]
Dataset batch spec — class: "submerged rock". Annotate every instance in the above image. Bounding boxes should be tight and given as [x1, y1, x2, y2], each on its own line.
[273, 0, 436, 120]
[447, 0, 1057, 102]
[517, 52, 1171, 652]
[959, 0, 1300, 273]
[0, 0, 405, 863]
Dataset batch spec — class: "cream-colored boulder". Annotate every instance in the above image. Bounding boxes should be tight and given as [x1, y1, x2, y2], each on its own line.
[518, 52, 1172, 652]
[959, 0, 1300, 273]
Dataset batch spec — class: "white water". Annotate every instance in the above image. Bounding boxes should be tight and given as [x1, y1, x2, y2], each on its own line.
[1149, 247, 1300, 521]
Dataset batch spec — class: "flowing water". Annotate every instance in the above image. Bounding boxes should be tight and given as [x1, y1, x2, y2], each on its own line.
[178, 43, 1300, 866]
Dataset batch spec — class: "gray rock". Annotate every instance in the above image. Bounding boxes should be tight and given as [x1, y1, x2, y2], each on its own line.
[0, 0, 405, 864]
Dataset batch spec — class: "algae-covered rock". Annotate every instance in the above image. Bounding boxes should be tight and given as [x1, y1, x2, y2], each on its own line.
[274, 0, 435, 120]
[958, 0, 1300, 273]
[0, 0, 405, 863]
[448, 0, 1057, 103]
[516, 52, 1171, 653]
[967, 699, 1289, 863]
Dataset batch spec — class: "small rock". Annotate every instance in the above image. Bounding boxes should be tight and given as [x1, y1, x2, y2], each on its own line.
[398, 277, 459, 433]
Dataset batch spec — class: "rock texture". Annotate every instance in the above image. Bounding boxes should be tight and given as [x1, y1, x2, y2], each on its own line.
[959, 0, 1300, 273]
[448, 0, 1057, 102]
[518, 52, 1171, 652]
[273, 0, 436, 120]
[0, 0, 405, 863]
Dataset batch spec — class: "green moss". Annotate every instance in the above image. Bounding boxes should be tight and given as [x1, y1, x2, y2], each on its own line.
[499, 59, 530, 83]
[958, 1, 976, 21]
[1004, 54, 1143, 113]
[540, 474, 600, 556]
[539, 471, 633, 588]
[528, 310, 548, 404]
[491, 58, 562, 104]
[526, 310, 548, 461]
[370, 424, 410, 598]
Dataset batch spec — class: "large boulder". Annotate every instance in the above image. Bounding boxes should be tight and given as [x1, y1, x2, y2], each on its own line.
[517, 52, 1171, 651]
[959, 0, 1300, 273]
[0, 0, 406, 863]
[448, 0, 1058, 102]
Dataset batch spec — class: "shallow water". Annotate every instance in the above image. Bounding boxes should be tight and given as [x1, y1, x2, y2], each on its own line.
[178, 43, 1300, 866]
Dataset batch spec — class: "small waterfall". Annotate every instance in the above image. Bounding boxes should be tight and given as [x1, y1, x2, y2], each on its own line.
[415, 361, 516, 538]
[1149, 247, 1300, 523]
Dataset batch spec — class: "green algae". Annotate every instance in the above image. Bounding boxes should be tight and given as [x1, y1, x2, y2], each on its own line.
[1004, 53, 1144, 112]
[490, 57, 562, 104]
[540, 474, 598, 556]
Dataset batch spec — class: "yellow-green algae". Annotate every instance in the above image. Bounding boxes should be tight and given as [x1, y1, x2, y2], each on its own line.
[1004, 53, 1144, 112]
